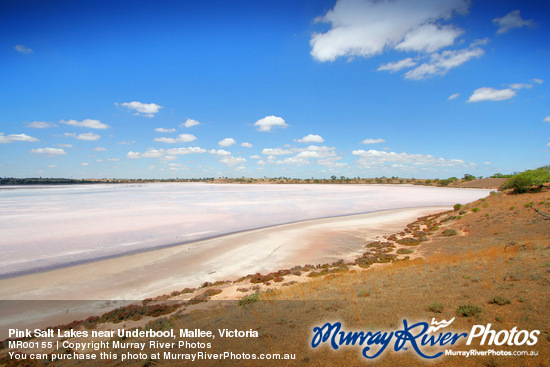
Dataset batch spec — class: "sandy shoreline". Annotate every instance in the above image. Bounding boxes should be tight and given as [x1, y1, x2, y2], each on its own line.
[0, 205, 449, 334]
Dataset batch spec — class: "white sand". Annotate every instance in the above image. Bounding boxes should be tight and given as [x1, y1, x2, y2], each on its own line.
[0, 206, 448, 336]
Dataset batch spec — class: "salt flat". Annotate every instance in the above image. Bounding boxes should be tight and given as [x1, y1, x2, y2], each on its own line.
[0, 183, 491, 278]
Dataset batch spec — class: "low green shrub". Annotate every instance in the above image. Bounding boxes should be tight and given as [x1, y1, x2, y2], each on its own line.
[456, 304, 482, 317]
[427, 302, 444, 313]
[488, 296, 511, 306]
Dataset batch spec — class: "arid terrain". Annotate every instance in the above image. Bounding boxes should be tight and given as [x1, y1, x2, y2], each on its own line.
[1, 186, 549, 366]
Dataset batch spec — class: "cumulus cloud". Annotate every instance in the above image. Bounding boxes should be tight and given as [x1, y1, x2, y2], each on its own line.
[60, 119, 109, 129]
[254, 115, 288, 132]
[80, 162, 89, 166]
[218, 138, 237, 147]
[261, 145, 340, 167]
[93, 147, 107, 151]
[362, 138, 385, 144]
[25, 121, 57, 129]
[0, 133, 39, 143]
[116, 101, 162, 117]
[448, 93, 460, 100]
[219, 156, 246, 166]
[209, 149, 232, 156]
[30, 147, 66, 156]
[262, 148, 293, 155]
[154, 134, 197, 143]
[166, 147, 206, 155]
[296, 134, 325, 143]
[467, 87, 516, 102]
[378, 58, 417, 72]
[65, 132, 101, 141]
[241, 142, 253, 148]
[56, 144, 72, 148]
[127, 151, 141, 159]
[404, 46, 484, 80]
[155, 128, 176, 133]
[544, 116, 550, 122]
[181, 119, 200, 128]
[395, 23, 464, 53]
[310, 0, 469, 62]
[15, 44, 33, 54]
[532, 78, 543, 84]
[352, 149, 466, 168]
[493, 10, 535, 34]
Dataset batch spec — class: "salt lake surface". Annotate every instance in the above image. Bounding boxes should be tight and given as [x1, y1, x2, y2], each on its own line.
[0, 183, 491, 278]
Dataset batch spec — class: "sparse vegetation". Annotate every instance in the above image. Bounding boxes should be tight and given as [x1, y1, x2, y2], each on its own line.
[488, 296, 511, 306]
[427, 302, 444, 313]
[442, 229, 457, 237]
[456, 304, 482, 317]
[500, 165, 550, 194]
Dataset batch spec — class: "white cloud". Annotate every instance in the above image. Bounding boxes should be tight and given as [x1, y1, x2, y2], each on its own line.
[254, 115, 288, 132]
[448, 93, 460, 100]
[93, 147, 107, 151]
[544, 116, 550, 122]
[262, 148, 293, 155]
[241, 142, 253, 148]
[15, 44, 33, 54]
[116, 101, 162, 117]
[65, 132, 101, 141]
[209, 149, 232, 156]
[117, 141, 136, 145]
[0, 133, 39, 143]
[532, 78, 543, 84]
[56, 144, 72, 148]
[154, 134, 197, 143]
[352, 149, 466, 168]
[470, 38, 489, 47]
[48, 165, 57, 168]
[362, 138, 385, 144]
[509, 83, 533, 90]
[30, 147, 66, 156]
[296, 134, 325, 143]
[467, 87, 516, 102]
[181, 119, 200, 128]
[250, 155, 262, 159]
[141, 149, 164, 158]
[493, 10, 535, 34]
[404, 47, 484, 80]
[127, 151, 141, 159]
[60, 119, 109, 129]
[395, 23, 464, 53]
[107, 158, 119, 161]
[155, 128, 176, 133]
[310, 0, 469, 62]
[261, 145, 340, 167]
[25, 121, 57, 128]
[80, 162, 89, 166]
[166, 147, 206, 155]
[218, 138, 237, 147]
[378, 58, 417, 72]
[219, 156, 247, 166]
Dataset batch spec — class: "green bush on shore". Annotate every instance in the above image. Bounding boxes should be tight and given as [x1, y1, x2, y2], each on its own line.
[500, 165, 550, 194]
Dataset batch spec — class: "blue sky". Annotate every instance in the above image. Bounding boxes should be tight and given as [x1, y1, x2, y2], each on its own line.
[1, 0, 549, 179]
